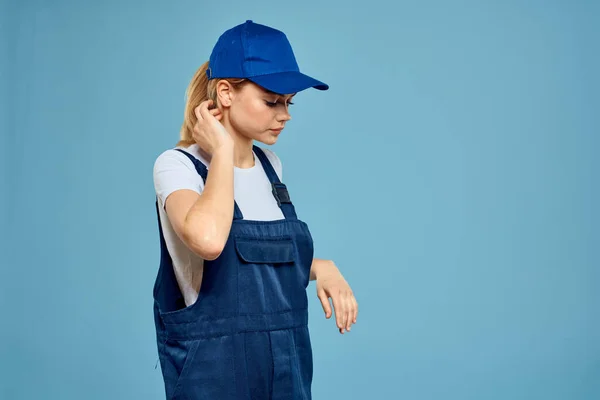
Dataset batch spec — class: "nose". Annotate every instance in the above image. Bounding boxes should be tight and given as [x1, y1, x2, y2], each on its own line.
[277, 107, 292, 123]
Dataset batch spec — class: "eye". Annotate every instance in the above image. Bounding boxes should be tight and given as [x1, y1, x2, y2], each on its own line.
[265, 100, 294, 107]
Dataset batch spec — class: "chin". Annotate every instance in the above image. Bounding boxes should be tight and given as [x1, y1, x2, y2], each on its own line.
[256, 135, 279, 146]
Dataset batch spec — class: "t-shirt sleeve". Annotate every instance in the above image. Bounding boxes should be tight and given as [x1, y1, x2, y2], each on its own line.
[153, 149, 205, 209]
[261, 148, 283, 181]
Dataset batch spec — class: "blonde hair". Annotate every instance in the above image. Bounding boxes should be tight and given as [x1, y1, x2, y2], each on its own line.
[177, 61, 247, 147]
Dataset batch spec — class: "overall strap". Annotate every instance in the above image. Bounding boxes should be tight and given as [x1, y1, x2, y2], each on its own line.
[174, 149, 244, 220]
[252, 145, 297, 220]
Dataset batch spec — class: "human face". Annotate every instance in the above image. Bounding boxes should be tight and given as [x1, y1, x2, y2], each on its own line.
[226, 82, 295, 145]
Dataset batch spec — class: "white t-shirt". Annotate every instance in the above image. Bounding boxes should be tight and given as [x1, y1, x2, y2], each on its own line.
[153, 143, 284, 306]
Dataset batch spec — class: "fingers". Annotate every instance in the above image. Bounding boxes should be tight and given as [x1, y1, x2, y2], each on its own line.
[194, 103, 204, 123]
[346, 294, 355, 331]
[193, 99, 212, 121]
[343, 296, 351, 332]
[210, 107, 223, 121]
[196, 100, 212, 120]
[352, 294, 358, 324]
[330, 291, 346, 333]
[343, 295, 351, 332]
[317, 289, 332, 319]
[340, 293, 350, 334]
[335, 290, 358, 334]
[194, 101, 222, 139]
[192, 105, 203, 141]
[196, 99, 222, 122]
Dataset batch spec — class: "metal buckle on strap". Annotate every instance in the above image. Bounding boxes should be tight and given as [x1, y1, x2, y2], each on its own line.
[271, 182, 291, 207]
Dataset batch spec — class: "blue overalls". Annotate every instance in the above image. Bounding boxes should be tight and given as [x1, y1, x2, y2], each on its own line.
[153, 146, 315, 400]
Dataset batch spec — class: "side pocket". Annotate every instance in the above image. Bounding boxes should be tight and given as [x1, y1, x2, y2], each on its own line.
[171, 336, 237, 400]
[168, 340, 200, 399]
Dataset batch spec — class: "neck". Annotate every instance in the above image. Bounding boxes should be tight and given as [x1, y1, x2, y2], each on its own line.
[222, 118, 255, 169]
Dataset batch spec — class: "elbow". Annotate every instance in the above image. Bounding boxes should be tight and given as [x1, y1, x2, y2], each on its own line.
[182, 226, 225, 261]
[195, 242, 224, 261]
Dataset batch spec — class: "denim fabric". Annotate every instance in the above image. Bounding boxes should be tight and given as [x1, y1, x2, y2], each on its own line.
[153, 146, 315, 399]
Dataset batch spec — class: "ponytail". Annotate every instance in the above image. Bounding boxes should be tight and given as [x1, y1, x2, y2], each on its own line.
[177, 61, 212, 147]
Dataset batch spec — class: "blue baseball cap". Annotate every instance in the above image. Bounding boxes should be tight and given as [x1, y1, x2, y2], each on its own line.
[206, 20, 329, 95]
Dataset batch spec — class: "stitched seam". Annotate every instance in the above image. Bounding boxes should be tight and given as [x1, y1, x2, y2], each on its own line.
[163, 307, 308, 325]
[165, 323, 308, 341]
[268, 332, 274, 400]
[289, 329, 306, 400]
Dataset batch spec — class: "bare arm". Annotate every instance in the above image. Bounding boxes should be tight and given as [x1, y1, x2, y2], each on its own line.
[165, 144, 235, 260]
[310, 258, 333, 281]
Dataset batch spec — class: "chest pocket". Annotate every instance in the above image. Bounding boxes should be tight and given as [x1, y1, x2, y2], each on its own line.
[235, 237, 295, 264]
[234, 236, 308, 314]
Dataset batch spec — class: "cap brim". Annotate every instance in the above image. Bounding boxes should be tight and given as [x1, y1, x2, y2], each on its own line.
[249, 71, 329, 95]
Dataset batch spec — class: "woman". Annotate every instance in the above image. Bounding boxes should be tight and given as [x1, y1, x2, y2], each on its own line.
[152, 20, 358, 399]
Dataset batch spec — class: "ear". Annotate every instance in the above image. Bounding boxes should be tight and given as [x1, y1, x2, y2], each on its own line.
[216, 80, 234, 108]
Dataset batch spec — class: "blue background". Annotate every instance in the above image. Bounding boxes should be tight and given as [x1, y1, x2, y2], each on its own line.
[2, 0, 599, 399]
